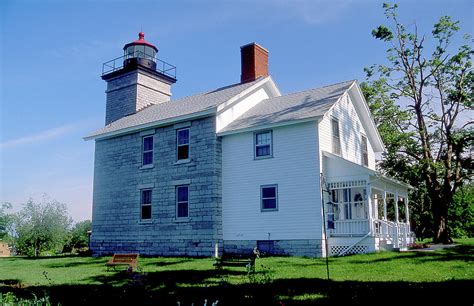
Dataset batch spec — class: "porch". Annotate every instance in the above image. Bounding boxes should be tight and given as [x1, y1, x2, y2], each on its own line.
[324, 177, 415, 256]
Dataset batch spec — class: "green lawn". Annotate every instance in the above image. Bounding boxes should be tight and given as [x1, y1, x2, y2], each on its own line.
[1, 239, 473, 305]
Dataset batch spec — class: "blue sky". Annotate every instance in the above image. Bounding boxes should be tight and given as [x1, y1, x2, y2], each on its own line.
[1, 0, 473, 222]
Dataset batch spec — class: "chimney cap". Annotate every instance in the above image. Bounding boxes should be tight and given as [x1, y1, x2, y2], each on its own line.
[240, 42, 269, 53]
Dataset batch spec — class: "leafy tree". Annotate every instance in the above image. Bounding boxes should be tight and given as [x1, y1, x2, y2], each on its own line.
[63, 220, 92, 253]
[0, 202, 13, 240]
[449, 183, 474, 238]
[364, 3, 473, 243]
[14, 199, 72, 257]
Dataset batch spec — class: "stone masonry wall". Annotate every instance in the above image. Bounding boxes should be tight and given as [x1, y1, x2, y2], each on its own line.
[105, 69, 172, 125]
[91, 116, 222, 256]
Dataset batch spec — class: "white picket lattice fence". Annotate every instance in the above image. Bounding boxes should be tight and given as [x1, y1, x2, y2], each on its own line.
[329, 245, 370, 256]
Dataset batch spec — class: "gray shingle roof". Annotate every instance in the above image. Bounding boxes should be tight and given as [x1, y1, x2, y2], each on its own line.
[218, 80, 355, 134]
[86, 77, 265, 139]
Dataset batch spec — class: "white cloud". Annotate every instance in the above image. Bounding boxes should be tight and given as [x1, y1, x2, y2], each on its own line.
[0, 120, 86, 150]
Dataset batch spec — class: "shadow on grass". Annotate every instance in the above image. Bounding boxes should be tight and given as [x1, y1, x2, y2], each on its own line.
[347, 243, 474, 265]
[1, 267, 472, 306]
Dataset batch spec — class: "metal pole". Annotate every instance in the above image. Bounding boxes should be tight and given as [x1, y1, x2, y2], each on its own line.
[320, 173, 330, 281]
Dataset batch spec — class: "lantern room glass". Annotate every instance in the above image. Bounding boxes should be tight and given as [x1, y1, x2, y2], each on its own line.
[124, 45, 156, 61]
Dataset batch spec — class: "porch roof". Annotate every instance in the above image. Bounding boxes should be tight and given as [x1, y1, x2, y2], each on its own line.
[322, 151, 412, 194]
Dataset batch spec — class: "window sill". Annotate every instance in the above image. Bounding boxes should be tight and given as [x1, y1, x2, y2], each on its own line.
[174, 159, 193, 165]
[261, 209, 278, 212]
[254, 155, 273, 160]
[139, 164, 154, 170]
[139, 219, 153, 224]
[173, 217, 191, 223]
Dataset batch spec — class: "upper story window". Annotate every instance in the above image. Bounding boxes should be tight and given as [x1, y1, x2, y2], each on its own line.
[141, 189, 152, 220]
[255, 130, 272, 158]
[331, 118, 341, 155]
[142, 136, 153, 165]
[177, 128, 190, 160]
[261, 185, 278, 211]
[361, 135, 368, 167]
[176, 185, 189, 218]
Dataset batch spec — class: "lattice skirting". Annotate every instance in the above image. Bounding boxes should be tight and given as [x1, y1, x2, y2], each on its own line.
[329, 244, 370, 256]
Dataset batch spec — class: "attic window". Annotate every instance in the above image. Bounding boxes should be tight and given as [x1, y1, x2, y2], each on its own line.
[331, 119, 341, 155]
[361, 135, 368, 167]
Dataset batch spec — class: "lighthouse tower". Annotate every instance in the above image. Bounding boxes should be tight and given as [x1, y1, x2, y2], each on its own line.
[101, 32, 177, 125]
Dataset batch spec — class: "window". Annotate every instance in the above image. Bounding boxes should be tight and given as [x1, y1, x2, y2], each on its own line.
[142, 136, 153, 166]
[331, 118, 341, 155]
[261, 185, 278, 211]
[255, 131, 272, 158]
[176, 185, 189, 218]
[361, 135, 368, 166]
[343, 188, 352, 219]
[141, 189, 152, 220]
[177, 128, 189, 160]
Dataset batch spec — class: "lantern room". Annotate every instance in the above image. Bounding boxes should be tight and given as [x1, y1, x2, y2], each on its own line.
[123, 31, 158, 70]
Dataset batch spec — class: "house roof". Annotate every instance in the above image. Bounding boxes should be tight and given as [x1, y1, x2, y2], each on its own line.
[85, 77, 268, 140]
[218, 80, 355, 135]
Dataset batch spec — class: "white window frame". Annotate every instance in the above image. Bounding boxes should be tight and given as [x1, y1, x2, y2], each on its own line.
[254, 130, 273, 159]
[142, 135, 154, 166]
[361, 135, 368, 167]
[140, 189, 152, 220]
[176, 185, 189, 218]
[331, 118, 341, 155]
[177, 128, 190, 161]
[261, 184, 278, 211]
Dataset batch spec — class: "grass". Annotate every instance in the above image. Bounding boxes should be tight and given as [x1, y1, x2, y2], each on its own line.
[0, 238, 473, 305]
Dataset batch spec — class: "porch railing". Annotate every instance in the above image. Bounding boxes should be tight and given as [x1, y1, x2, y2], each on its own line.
[374, 219, 412, 248]
[331, 220, 370, 236]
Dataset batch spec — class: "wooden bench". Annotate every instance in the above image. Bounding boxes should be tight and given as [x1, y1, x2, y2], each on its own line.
[106, 253, 139, 271]
[214, 248, 260, 272]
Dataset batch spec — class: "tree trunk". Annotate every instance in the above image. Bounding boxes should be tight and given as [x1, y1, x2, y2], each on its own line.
[431, 194, 453, 244]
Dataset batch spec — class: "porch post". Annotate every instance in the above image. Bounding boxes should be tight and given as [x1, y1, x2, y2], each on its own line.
[367, 183, 373, 234]
[394, 191, 399, 224]
[383, 191, 387, 220]
[394, 191, 400, 249]
[405, 196, 410, 233]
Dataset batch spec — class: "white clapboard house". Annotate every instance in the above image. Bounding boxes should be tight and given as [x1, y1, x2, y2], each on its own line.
[86, 33, 414, 257]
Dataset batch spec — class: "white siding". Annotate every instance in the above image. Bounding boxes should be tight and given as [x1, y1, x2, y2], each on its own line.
[222, 122, 322, 241]
[318, 94, 376, 170]
[216, 88, 271, 132]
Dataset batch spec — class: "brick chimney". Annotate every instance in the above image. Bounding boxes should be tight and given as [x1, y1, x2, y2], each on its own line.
[240, 43, 269, 83]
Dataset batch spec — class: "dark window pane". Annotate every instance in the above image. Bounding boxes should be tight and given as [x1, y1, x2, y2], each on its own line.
[141, 190, 152, 204]
[143, 151, 153, 165]
[256, 132, 271, 145]
[178, 129, 189, 145]
[262, 199, 276, 210]
[177, 186, 188, 202]
[178, 145, 189, 160]
[256, 145, 270, 157]
[143, 137, 153, 151]
[141, 205, 151, 219]
[262, 187, 276, 198]
[332, 120, 339, 137]
[177, 202, 188, 218]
